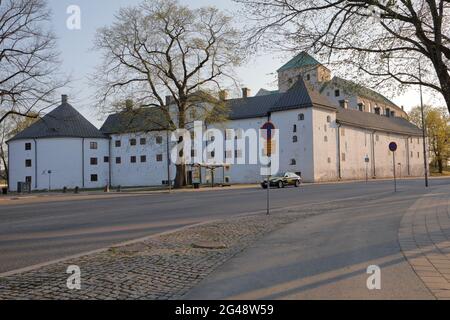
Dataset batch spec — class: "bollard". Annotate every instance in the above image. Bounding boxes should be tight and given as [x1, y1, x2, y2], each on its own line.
[63, 186, 67, 193]
[74, 186, 79, 194]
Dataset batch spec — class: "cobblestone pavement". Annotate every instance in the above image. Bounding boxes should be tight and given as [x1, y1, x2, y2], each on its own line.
[399, 186, 450, 299]
[0, 209, 313, 300]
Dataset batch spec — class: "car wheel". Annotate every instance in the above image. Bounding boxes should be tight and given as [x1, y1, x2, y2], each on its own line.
[295, 180, 300, 187]
[277, 181, 283, 188]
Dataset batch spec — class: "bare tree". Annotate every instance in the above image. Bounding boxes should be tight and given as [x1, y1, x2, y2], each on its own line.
[0, 112, 38, 183]
[237, 0, 450, 113]
[94, 0, 243, 187]
[0, 0, 66, 125]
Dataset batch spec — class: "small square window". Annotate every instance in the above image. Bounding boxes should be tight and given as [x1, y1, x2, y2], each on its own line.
[25, 143, 31, 150]
[115, 140, 121, 147]
[130, 138, 136, 146]
[25, 176, 32, 183]
[156, 154, 163, 162]
[90, 157, 98, 165]
[140, 138, 146, 145]
[130, 156, 136, 163]
[104, 156, 109, 163]
[156, 136, 163, 144]
[140, 155, 146, 163]
[90, 142, 98, 150]
[293, 135, 298, 143]
[298, 113, 304, 121]
[25, 159, 32, 167]
[290, 159, 296, 165]
[115, 157, 121, 164]
[90, 174, 98, 182]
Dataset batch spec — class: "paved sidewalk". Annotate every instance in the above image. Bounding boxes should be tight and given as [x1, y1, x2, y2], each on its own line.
[184, 191, 436, 299]
[398, 186, 450, 299]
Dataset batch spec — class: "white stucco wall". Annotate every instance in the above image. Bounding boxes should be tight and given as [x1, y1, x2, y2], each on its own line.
[8, 137, 109, 191]
[109, 132, 176, 187]
[312, 108, 338, 181]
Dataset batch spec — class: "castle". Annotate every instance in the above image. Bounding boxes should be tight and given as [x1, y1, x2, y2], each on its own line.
[7, 52, 425, 191]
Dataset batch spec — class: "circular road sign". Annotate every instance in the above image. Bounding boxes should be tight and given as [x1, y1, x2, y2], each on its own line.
[261, 121, 275, 140]
[389, 142, 397, 152]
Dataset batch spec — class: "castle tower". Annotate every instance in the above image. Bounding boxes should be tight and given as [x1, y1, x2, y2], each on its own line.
[277, 52, 331, 92]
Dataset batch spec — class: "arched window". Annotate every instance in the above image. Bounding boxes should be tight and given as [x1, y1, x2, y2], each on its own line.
[298, 113, 304, 121]
[290, 159, 296, 165]
[293, 135, 298, 143]
[326, 115, 331, 123]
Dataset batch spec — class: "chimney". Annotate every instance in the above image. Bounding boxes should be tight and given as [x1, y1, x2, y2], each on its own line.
[165, 95, 174, 105]
[125, 99, 133, 110]
[62, 94, 68, 104]
[219, 90, 228, 101]
[339, 99, 349, 109]
[242, 87, 251, 98]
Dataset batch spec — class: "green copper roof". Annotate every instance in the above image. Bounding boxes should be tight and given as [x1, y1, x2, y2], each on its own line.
[277, 52, 321, 72]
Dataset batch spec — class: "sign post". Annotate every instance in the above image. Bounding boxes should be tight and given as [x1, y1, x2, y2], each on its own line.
[389, 142, 398, 192]
[261, 120, 275, 216]
[364, 155, 369, 183]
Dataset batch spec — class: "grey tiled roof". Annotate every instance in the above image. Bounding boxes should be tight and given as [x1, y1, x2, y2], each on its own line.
[336, 108, 422, 136]
[228, 78, 336, 119]
[99, 78, 421, 137]
[7, 102, 107, 142]
[100, 107, 170, 134]
[270, 79, 336, 112]
[227, 93, 284, 120]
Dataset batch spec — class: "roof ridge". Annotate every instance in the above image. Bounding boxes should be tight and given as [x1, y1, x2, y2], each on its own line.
[7, 102, 107, 142]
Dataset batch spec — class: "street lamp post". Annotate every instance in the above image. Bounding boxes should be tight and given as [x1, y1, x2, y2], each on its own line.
[381, 54, 429, 187]
[418, 61, 429, 187]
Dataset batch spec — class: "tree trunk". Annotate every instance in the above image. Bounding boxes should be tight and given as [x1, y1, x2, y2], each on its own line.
[174, 164, 186, 188]
[174, 103, 187, 188]
[438, 159, 444, 174]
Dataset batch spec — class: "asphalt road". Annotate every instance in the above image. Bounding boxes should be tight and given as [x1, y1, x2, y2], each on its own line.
[1, 178, 449, 274]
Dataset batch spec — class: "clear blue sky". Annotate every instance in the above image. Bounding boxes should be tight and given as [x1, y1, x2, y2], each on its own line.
[48, 0, 441, 127]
